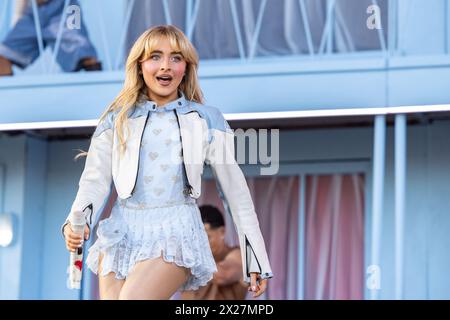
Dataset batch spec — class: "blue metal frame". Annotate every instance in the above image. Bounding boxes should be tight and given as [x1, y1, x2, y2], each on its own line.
[447, 0, 450, 54]
[162, 0, 172, 25]
[94, 0, 113, 71]
[248, 0, 268, 61]
[229, 0, 246, 60]
[186, 0, 201, 41]
[0, 0, 12, 42]
[2, 0, 449, 73]
[50, 0, 71, 73]
[369, 115, 386, 300]
[394, 114, 406, 299]
[299, 0, 314, 56]
[30, 0, 45, 73]
[0, 0, 395, 68]
[298, 174, 306, 299]
[115, 0, 135, 70]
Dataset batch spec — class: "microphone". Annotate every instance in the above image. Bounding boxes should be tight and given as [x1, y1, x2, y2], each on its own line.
[68, 211, 86, 290]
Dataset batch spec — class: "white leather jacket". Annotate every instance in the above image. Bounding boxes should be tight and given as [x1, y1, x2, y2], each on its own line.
[63, 93, 273, 284]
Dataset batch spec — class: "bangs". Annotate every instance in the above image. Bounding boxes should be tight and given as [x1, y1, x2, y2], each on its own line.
[140, 32, 183, 62]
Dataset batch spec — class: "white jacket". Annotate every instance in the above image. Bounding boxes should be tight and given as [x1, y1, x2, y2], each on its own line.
[63, 93, 273, 284]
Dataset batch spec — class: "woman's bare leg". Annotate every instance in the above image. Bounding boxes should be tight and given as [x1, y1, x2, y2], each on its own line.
[118, 256, 190, 300]
[98, 253, 125, 300]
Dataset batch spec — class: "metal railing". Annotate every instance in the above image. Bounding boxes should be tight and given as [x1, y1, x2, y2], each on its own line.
[0, 0, 428, 76]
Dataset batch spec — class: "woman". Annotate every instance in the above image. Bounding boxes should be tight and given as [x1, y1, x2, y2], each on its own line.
[62, 25, 273, 300]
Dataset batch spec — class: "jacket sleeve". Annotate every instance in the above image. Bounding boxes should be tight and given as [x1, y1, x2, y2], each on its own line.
[205, 111, 273, 284]
[61, 112, 115, 239]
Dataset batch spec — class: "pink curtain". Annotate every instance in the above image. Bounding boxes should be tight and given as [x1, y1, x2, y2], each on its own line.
[89, 173, 365, 301]
[197, 176, 300, 300]
[304, 174, 364, 300]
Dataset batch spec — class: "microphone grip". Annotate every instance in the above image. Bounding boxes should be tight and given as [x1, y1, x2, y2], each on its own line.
[68, 211, 86, 290]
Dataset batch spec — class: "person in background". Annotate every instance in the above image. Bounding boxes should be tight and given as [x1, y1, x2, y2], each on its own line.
[180, 205, 251, 300]
[0, 0, 101, 76]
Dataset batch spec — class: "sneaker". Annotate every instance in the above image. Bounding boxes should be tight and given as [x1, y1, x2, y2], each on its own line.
[0, 55, 13, 76]
[74, 58, 102, 72]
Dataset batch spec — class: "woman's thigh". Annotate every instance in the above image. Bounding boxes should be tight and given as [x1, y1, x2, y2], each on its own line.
[98, 253, 125, 300]
[119, 256, 190, 300]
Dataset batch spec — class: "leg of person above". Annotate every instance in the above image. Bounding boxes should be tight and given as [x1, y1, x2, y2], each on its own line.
[44, 0, 102, 72]
[0, 3, 42, 76]
[98, 253, 125, 300]
[118, 256, 190, 300]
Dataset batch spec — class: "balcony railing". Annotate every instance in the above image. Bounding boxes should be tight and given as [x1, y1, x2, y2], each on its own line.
[0, 0, 397, 76]
[2, 0, 450, 128]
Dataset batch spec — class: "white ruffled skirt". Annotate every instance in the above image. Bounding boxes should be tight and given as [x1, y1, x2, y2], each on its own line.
[85, 199, 218, 291]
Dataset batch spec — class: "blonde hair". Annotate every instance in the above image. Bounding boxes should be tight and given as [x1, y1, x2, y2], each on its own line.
[75, 25, 204, 160]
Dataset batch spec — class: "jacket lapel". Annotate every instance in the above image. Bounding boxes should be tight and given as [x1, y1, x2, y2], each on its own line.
[112, 111, 149, 199]
[175, 108, 206, 195]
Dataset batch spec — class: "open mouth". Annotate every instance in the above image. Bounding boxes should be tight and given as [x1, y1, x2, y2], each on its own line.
[156, 75, 173, 86]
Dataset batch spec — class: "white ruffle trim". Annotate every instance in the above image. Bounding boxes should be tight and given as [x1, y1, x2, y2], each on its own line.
[85, 203, 217, 291]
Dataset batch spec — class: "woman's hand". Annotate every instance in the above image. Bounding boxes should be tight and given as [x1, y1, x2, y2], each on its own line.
[63, 222, 90, 252]
[248, 272, 268, 298]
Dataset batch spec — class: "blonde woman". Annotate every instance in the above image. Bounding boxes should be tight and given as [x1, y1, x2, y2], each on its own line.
[62, 25, 273, 300]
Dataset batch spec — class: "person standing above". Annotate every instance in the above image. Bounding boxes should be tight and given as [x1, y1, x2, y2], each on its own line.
[0, 0, 101, 76]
